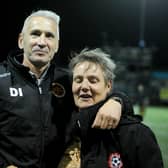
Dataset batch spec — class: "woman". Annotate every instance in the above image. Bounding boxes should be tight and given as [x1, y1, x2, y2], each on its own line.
[58, 48, 163, 168]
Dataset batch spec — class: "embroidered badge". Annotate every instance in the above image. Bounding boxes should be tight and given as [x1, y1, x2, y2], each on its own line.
[108, 152, 123, 168]
[51, 82, 66, 98]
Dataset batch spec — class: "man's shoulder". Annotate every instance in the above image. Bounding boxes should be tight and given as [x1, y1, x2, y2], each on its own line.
[0, 60, 9, 73]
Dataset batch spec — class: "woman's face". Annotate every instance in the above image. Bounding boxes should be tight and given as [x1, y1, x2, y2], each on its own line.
[72, 61, 112, 109]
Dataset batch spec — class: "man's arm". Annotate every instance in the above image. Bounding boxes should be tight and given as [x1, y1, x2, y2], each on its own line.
[92, 91, 134, 129]
[92, 98, 121, 129]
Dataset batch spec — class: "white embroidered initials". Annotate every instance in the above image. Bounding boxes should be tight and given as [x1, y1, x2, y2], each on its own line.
[10, 87, 23, 97]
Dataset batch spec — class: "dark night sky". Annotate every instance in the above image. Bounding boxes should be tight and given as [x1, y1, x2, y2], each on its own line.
[1, 0, 168, 68]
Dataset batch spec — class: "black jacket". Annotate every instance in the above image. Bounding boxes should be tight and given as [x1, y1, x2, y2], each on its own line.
[0, 52, 74, 168]
[69, 99, 164, 168]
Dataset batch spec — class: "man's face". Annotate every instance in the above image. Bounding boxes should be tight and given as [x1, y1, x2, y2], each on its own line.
[18, 16, 59, 68]
[72, 61, 112, 109]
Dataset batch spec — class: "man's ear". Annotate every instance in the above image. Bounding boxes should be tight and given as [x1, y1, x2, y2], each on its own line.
[54, 41, 59, 53]
[18, 33, 23, 49]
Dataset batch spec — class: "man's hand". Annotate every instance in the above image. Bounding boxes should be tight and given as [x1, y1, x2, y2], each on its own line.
[92, 99, 121, 129]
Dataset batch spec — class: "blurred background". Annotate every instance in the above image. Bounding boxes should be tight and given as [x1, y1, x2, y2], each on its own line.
[0, 0, 168, 166]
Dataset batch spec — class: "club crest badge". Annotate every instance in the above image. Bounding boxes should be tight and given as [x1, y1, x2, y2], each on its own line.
[108, 152, 123, 168]
[51, 82, 66, 98]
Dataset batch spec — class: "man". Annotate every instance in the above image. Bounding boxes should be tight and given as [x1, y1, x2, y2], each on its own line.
[0, 10, 131, 168]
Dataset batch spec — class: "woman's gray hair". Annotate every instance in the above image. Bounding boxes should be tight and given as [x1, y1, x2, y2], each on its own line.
[69, 48, 116, 84]
[21, 10, 60, 40]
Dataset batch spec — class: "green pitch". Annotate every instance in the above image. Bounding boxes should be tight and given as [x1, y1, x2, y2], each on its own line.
[134, 105, 168, 168]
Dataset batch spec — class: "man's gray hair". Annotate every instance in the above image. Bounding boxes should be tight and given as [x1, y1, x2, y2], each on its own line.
[21, 10, 60, 40]
[69, 48, 116, 84]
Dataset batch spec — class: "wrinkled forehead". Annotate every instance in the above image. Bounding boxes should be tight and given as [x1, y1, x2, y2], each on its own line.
[73, 61, 103, 75]
[23, 16, 58, 33]
[30, 16, 56, 26]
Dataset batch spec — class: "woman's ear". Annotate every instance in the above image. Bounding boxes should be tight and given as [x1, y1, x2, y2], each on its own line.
[107, 80, 112, 91]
